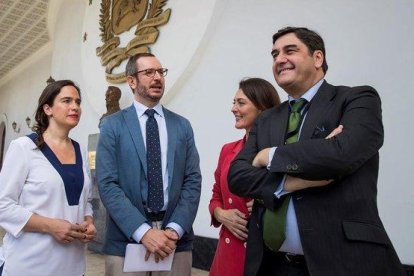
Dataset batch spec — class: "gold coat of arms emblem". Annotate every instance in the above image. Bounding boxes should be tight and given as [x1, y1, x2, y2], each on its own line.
[96, 0, 171, 83]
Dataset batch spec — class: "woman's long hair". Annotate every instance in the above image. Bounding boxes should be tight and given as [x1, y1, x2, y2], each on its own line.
[239, 78, 281, 111]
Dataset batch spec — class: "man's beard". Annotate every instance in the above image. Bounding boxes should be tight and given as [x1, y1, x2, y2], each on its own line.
[136, 83, 163, 102]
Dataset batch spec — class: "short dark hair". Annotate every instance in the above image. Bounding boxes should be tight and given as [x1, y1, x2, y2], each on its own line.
[272, 27, 328, 73]
[125, 52, 155, 77]
[33, 80, 81, 148]
[239, 78, 281, 111]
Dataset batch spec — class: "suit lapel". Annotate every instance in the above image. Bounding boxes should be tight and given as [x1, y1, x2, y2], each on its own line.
[123, 105, 147, 176]
[164, 108, 176, 187]
[270, 102, 290, 146]
[163, 108, 178, 221]
[300, 81, 337, 139]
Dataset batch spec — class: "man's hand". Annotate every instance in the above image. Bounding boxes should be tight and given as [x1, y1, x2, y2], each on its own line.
[284, 125, 344, 191]
[252, 125, 343, 169]
[214, 207, 248, 241]
[252, 148, 271, 167]
[141, 228, 177, 263]
[284, 176, 333, 192]
[165, 228, 179, 241]
[326, 125, 343, 139]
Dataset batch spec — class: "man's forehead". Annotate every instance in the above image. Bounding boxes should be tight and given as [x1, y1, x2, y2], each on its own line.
[137, 56, 162, 67]
[273, 33, 301, 49]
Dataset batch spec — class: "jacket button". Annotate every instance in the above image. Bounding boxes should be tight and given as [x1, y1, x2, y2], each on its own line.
[225, 238, 230, 244]
[292, 164, 298, 170]
[255, 199, 264, 205]
[287, 164, 292, 170]
[228, 198, 233, 204]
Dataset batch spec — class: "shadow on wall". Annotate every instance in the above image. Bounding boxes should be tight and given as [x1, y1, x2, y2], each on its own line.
[0, 121, 5, 170]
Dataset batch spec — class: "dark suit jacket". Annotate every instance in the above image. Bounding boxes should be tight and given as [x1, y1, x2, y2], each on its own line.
[96, 105, 201, 256]
[228, 81, 404, 276]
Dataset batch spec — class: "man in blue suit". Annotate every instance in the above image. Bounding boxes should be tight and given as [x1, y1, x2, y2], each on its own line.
[96, 53, 201, 276]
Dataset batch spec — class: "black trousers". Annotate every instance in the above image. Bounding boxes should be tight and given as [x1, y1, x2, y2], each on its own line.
[257, 246, 310, 276]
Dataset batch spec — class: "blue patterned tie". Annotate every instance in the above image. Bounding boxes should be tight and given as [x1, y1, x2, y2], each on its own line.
[145, 109, 164, 212]
[263, 99, 307, 251]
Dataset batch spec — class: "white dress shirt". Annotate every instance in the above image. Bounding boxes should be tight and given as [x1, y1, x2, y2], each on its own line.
[132, 100, 184, 242]
[269, 79, 324, 254]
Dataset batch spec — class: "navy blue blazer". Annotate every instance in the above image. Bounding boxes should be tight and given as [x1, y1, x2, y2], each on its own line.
[96, 104, 201, 256]
[229, 81, 404, 276]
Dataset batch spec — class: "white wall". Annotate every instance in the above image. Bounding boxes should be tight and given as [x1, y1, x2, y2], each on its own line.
[0, 0, 413, 265]
[166, 0, 414, 264]
[0, 51, 52, 148]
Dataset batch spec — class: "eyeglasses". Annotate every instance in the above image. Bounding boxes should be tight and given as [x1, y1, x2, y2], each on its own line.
[135, 68, 168, 78]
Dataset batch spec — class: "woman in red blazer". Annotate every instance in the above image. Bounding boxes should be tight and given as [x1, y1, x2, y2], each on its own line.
[209, 78, 280, 276]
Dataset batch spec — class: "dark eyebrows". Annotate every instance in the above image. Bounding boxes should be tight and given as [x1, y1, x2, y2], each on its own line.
[271, 44, 299, 57]
[284, 44, 299, 51]
[234, 97, 247, 103]
[60, 96, 81, 102]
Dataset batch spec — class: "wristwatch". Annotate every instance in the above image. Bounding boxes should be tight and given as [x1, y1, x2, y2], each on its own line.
[165, 227, 179, 237]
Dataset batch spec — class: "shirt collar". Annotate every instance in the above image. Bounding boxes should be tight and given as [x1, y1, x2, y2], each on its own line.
[288, 78, 324, 104]
[133, 100, 164, 118]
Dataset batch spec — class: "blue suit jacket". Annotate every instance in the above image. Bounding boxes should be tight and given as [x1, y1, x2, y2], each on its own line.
[96, 104, 201, 256]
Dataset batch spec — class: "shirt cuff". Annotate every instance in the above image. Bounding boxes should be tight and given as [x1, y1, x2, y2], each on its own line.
[132, 223, 152, 243]
[274, 174, 290, 198]
[166, 222, 184, 239]
[267, 147, 277, 169]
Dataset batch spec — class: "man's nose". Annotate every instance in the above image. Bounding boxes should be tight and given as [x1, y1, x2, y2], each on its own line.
[153, 70, 163, 79]
[275, 53, 287, 64]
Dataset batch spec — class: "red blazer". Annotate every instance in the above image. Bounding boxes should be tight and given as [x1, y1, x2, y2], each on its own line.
[209, 138, 250, 276]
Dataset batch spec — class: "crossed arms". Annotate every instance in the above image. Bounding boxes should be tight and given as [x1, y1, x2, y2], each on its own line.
[228, 86, 384, 208]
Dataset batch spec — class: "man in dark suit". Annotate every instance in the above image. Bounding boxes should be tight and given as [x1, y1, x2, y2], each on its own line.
[97, 53, 201, 276]
[228, 27, 404, 276]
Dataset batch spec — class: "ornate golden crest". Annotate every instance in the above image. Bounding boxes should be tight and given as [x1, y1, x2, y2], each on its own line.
[96, 0, 171, 83]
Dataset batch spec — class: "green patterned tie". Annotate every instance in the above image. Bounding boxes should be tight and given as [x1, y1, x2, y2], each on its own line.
[263, 99, 307, 251]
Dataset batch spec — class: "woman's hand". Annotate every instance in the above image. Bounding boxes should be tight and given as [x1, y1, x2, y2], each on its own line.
[214, 207, 248, 241]
[78, 216, 97, 243]
[45, 218, 85, 244]
[246, 199, 254, 216]
[23, 214, 96, 244]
